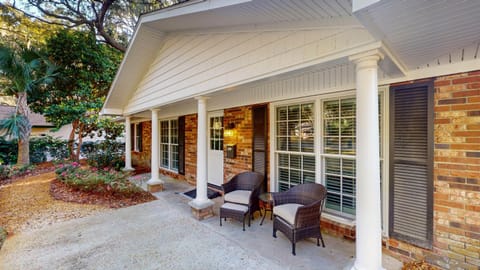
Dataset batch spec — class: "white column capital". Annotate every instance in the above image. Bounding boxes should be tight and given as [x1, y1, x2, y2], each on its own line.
[349, 49, 384, 69]
[150, 108, 160, 114]
[194, 96, 210, 102]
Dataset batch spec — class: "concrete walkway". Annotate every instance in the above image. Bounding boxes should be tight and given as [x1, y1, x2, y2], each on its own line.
[0, 175, 403, 270]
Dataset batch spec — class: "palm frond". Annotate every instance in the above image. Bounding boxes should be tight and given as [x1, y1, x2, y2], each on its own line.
[0, 113, 31, 141]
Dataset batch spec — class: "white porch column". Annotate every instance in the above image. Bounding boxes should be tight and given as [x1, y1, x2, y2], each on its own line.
[147, 109, 164, 192]
[188, 96, 214, 219]
[349, 50, 384, 270]
[123, 116, 134, 171]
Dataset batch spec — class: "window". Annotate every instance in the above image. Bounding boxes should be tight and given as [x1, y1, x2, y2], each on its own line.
[131, 123, 143, 152]
[322, 98, 356, 217]
[160, 119, 179, 171]
[276, 103, 315, 191]
[210, 116, 224, 151]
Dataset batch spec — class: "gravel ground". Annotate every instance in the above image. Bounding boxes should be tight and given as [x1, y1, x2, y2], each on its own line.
[0, 172, 111, 236]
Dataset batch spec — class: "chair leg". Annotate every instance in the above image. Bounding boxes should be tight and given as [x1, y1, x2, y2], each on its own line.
[220, 216, 222, 226]
[273, 228, 277, 238]
[317, 238, 320, 246]
[248, 210, 251, 227]
[319, 231, 325, 248]
[292, 242, 296, 256]
[243, 217, 245, 231]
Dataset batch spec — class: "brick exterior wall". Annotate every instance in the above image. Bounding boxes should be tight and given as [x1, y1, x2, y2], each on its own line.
[385, 71, 480, 269]
[185, 114, 197, 185]
[223, 106, 254, 182]
[132, 121, 151, 168]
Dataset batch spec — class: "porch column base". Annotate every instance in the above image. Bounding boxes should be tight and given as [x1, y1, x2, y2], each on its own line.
[122, 166, 135, 172]
[147, 179, 164, 192]
[188, 200, 214, 220]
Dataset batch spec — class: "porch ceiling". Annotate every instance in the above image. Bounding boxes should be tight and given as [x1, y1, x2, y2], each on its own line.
[354, 0, 480, 70]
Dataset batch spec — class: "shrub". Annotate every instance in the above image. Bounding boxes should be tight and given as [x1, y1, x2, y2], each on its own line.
[55, 162, 140, 195]
[0, 136, 69, 165]
[0, 165, 11, 180]
[0, 226, 7, 250]
[85, 141, 124, 170]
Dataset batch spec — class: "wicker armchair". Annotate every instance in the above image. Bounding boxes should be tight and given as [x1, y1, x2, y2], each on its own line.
[222, 171, 264, 222]
[272, 183, 327, 255]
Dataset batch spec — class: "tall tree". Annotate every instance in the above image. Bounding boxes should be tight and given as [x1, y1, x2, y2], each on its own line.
[0, 44, 56, 165]
[1, 0, 189, 52]
[29, 30, 121, 160]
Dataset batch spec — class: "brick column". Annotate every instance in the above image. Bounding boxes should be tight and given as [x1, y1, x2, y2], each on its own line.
[349, 50, 384, 270]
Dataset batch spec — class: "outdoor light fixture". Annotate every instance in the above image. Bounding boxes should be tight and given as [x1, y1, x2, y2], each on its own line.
[224, 122, 236, 137]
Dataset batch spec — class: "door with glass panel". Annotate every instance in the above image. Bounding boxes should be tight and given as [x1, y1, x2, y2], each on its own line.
[207, 111, 224, 187]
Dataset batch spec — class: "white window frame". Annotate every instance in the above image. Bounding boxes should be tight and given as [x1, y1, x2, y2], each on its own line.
[269, 88, 388, 229]
[132, 122, 142, 152]
[159, 118, 179, 172]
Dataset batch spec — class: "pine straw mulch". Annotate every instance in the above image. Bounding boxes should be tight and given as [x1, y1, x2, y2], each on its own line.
[402, 260, 439, 270]
[50, 178, 156, 209]
[0, 162, 57, 187]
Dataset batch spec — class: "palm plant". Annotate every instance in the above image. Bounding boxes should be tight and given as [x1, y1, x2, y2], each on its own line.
[0, 45, 56, 165]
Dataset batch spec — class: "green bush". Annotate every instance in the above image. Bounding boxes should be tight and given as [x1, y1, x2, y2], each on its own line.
[0, 165, 11, 180]
[0, 226, 7, 250]
[0, 136, 69, 165]
[0, 164, 35, 181]
[85, 141, 124, 170]
[55, 162, 140, 195]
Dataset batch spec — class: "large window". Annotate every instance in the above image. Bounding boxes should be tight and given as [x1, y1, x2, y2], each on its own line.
[160, 119, 179, 171]
[322, 98, 357, 217]
[276, 103, 315, 191]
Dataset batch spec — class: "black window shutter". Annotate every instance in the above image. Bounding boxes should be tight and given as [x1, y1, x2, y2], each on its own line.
[137, 123, 143, 152]
[130, 123, 135, 151]
[178, 116, 186, 175]
[389, 81, 434, 249]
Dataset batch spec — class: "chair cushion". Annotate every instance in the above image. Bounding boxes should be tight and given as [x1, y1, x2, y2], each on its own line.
[224, 190, 251, 205]
[273, 203, 303, 225]
[221, 203, 248, 213]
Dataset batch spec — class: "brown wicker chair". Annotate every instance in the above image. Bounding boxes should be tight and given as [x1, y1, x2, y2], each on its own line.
[272, 183, 327, 255]
[221, 171, 264, 224]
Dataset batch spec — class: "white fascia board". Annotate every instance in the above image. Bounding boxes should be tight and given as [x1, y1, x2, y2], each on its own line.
[352, 0, 382, 13]
[140, 0, 251, 25]
[100, 108, 123, 116]
[379, 58, 480, 86]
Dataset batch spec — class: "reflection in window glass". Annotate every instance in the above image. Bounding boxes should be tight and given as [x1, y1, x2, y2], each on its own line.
[209, 116, 224, 151]
[160, 119, 179, 171]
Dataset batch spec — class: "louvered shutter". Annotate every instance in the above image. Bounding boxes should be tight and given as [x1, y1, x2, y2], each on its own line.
[178, 116, 186, 175]
[253, 105, 267, 192]
[130, 124, 135, 151]
[389, 81, 433, 249]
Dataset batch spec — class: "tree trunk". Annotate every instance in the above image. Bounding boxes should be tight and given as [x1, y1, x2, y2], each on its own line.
[75, 123, 84, 161]
[16, 92, 31, 166]
[68, 120, 78, 161]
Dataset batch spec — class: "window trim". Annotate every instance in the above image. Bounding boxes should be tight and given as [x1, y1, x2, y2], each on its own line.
[269, 88, 388, 227]
[131, 122, 142, 152]
[159, 118, 179, 173]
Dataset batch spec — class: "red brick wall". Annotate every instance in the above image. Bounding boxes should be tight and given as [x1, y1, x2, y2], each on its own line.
[385, 71, 480, 269]
[132, 121, 151, 167]
[223, 106, 254, 182]
[185, 114, 197, 185]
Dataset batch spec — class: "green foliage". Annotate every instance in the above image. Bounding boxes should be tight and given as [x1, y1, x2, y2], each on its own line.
[0, 226, 7, 250]
[0, 164, 35, 181]
[0, 113, 31, 141]
[0, 136, 69, 165]
[84, 141, 125, 171]
[0, 137, 17, 165]
[55, 162, 140, 195]
[29, 136, 69, 163]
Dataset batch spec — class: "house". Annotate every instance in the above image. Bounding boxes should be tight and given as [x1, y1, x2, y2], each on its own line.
[0, 102, 71, 139]
[101, 1, 480, 269]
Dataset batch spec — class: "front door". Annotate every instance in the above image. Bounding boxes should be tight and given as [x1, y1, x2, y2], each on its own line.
[207, 111, 224, 187]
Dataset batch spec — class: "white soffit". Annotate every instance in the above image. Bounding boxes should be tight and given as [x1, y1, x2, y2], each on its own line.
[354, 0, 480, 70]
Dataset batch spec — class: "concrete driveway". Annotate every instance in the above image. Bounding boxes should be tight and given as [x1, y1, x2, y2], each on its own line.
[0, 176, 402, 270]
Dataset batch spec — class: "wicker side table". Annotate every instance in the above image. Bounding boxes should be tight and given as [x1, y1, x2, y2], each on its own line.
[220, 203, 249, 231]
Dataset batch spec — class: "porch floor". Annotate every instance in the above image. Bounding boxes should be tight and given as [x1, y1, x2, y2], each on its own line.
[0, 173, 403, 270]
